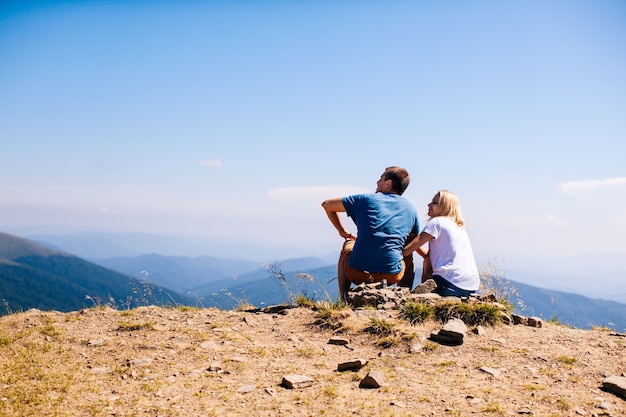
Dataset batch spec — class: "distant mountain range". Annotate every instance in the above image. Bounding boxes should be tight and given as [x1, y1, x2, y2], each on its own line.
[91, 253, 263, 294]
[0, 232, 192, 313]
[23, 230, 316, 260]
[84, 245, 626, 331]
[1, 231, 625, 332]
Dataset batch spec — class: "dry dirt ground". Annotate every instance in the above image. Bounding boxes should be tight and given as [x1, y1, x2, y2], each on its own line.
[0, 305, 625, 417]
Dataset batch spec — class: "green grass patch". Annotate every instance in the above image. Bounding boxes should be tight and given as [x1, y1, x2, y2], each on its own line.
[363, 318, 394, 336]
[399, 299, 434, 324]
[434, 301, 502, 326]
[116, 321, 155, 331]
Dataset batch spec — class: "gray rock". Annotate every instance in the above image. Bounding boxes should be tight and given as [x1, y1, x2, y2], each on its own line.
[236, 385, 256, 394]
[479, 366, 503, 378]
[431, 318, 467, 345]
[87, 338, 105, 347]
[207, 362, 222, 372]
[511, 314, 543, 328]
[128, 357, 153, 367]
[328, 336, 350, 345]
[512, 313, 528, 325]
[411, 279, 437, 294]
[409, 343, 424, 353]
[337, 359, 368, 372]
[199, 341, 220, 350]
[353, 309, 393, 319]
[281, 374, 314, 389]
[408, 293, 441, 301]
[359, 370, 385, 388]
[346, 283, 410, 309]
[602, 375, 626, 399]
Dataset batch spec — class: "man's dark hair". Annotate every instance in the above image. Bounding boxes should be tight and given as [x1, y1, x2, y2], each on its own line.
[383, 166, 410, 195]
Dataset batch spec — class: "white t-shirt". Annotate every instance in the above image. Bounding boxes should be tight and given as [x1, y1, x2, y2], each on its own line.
[423, 216, 480, 291]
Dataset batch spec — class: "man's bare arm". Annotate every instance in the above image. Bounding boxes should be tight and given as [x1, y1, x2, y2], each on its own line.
[321, 198, 355, 240]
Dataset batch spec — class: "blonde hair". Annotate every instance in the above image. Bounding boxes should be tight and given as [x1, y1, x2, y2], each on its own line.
[431, 190, 465, 227]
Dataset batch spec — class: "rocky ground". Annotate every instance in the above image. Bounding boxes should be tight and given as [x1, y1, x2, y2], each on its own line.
[0, 303, 625, 417]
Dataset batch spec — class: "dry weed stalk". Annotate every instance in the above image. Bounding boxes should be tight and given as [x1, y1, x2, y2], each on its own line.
[479, 255, 526, 311]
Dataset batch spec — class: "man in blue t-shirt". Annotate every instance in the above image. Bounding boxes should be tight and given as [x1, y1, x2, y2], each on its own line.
[322, 166, 420, 301]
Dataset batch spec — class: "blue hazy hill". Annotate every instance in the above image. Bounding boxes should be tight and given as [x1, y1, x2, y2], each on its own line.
[0, 232, 193, 314]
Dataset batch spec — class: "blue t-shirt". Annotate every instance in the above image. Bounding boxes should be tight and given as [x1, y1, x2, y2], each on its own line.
[342, 193, 419, 274]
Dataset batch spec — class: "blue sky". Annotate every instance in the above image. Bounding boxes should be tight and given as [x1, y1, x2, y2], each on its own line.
[1, 1, 625, 297]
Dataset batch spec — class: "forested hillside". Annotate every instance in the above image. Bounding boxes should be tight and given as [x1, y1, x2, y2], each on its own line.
[0, 232, 192, 314]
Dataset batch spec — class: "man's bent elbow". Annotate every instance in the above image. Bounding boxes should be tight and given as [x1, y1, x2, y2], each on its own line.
[321, 199, 334, 211]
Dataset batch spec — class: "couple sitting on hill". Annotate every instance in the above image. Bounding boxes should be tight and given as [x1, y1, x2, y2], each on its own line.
[322, 166, 480, 302]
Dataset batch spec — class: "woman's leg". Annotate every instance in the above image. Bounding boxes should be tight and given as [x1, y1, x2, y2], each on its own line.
[421, 256, 433, 283]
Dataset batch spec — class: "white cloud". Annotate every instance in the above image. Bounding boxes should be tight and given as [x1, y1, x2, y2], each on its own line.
[267, 186, 370, 204]
[200, 159, 223, 168]
[558, 177, 626, 195]
[98, 208, 120, 215]
[545, 214, 568, 228]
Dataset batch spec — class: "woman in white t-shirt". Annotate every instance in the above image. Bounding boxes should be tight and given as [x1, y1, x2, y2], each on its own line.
[402, 190, 480, 297]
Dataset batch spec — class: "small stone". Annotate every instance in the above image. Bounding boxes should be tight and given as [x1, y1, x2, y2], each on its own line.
[128, 358, 153, 367]
[411, 279, 437, 294]
[87, 338, 105, 347]
[236, 385, 255, 394]
[281, 374, 314, 389]
[337, 359, 368, 372]
[409, 293, 441, 301]
[359, 370, 385, 389]
[199, 341, 219, 350]
[512, 314, 528, 325]
[479, 366, 502, 378]
[431, 318, 466, 345]
[527, 317, 543, 328]
[409, 343, 424, 353]
[328, 336, 350, 345]
[208, 362, 222, 372]
[602, 375, 626, 399]
[243, 316, 259, 326]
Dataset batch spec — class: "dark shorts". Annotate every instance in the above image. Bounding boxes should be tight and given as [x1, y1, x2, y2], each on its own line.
[432, 275, 476, 298]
